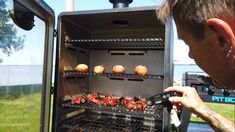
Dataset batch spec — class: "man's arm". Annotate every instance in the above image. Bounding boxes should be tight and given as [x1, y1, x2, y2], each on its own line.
[196, 105, 234, 132]
[164, 86, 235, 132]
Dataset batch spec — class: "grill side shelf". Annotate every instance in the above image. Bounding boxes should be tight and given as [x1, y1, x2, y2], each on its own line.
[63, 70, 164, 80]
[62, 102, 162, 119]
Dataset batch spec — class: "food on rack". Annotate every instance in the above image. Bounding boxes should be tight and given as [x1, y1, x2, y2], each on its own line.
[120, 97, 137, 111]
[134, 65, 148, 76]
[113, 65, 126, 74]
[70, 92, 147, 111]
[136, 99, 147, 110]
[71, 96, 86, 104]
[86, 92, 100, 104]
[120, 97, 147, 111]
[94, 65, 105, 74]
[75, 64, 88, 72]
[100, 95, 119, 106]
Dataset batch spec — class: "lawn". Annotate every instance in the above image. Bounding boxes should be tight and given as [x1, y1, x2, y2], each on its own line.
[0, 94, 42, 132]
[190, 102, 235, 123]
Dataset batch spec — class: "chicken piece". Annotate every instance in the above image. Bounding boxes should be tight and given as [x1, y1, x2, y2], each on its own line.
[134, 65, 148, 76]
[120, 97, 138, 111]
[136, 100, 147, 110]
[71, 96, 86, 104]
[94, 65, 105, 74]
[75, 64, 88, 72]
[125, 101, 137, 111]
[120, 97, 147, 111]
[113, 65, 125, 74]
[100, 95, 119, 106]
[86, 92, 100, 104]
[89, 98, 100, 105]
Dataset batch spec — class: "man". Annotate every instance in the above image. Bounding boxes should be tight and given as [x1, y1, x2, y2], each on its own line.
[157, 0, 235, 131]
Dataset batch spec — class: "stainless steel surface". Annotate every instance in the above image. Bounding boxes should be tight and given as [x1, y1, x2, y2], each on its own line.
[162, 16, 175, 132]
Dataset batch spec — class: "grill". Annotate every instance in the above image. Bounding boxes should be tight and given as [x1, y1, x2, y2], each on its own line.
[60, 112, 162, 132]
[52, 2, 174, 132]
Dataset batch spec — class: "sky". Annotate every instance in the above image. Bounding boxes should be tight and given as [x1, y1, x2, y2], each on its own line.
[45, 0, 162, 16]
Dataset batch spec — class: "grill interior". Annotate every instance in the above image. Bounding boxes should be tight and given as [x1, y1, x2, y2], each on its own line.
[62, 39, 165, 97]
[54, 6, 171, 132]
[60, 112, 162, 132]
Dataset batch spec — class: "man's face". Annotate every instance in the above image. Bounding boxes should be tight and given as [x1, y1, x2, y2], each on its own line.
[174, 19, 234, 88]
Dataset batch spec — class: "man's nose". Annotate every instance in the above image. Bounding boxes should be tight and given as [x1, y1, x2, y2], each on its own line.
[188, 51, 193, 59]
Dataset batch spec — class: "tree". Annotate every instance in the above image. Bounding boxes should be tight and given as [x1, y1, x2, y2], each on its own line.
[0, 0, 24, 58]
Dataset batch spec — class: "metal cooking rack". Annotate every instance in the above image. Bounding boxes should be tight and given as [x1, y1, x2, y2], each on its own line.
[63, 70, 164, 80]
[65, 38, 165, 50]
[60, 112, 162, 132]
[62, 102, 162, 119]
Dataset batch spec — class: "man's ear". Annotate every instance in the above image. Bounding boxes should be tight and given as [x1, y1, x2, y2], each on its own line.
[206, 18, 235, 50]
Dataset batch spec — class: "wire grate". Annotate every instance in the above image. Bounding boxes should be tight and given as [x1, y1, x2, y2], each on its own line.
[62, 102, 162, 119]
[63, 71, 164, 80]
[60, 112, 162, 132]
[65, 38, 164, 50]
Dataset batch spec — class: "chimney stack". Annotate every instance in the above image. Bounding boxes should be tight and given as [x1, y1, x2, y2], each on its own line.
[65, 0, 74, 11]
[109, 0, 133, 8]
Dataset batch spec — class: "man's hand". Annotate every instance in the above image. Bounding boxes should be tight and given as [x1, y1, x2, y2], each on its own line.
[164, 86, 206, 114]
[164, 86, 235, 132]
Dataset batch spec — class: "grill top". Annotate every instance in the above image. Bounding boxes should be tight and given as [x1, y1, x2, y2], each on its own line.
[60, 6, 165, 40]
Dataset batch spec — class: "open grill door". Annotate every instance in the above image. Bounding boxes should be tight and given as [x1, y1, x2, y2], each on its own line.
[0, 0, 54, 132]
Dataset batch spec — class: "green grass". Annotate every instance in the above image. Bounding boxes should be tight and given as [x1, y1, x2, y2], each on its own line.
[190, 102, 235, 123]
[0, 94, 42, 132]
